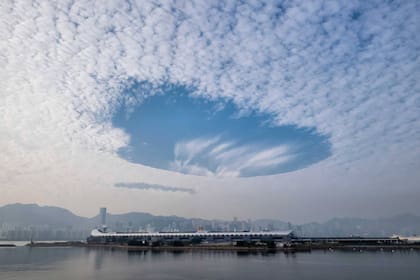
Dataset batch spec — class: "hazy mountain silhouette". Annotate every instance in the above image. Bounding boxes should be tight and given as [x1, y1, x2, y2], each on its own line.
[1, 204, 419, 240]
[0, 203, 86, 227]
[299, 214, 420, 237]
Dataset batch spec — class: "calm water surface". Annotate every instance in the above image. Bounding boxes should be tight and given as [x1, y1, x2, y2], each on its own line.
[0, 247, 419, 280]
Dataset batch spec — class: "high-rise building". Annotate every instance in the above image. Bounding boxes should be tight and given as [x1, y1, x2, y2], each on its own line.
[100, 207, 107, 231]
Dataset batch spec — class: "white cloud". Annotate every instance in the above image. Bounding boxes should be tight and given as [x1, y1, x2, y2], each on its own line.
[2, 0, 418, 168]
[174, 136, 221, 166]
[115, 182, 195, 194]
[0, 0, 419, 219]
[170, 136, 293, 177]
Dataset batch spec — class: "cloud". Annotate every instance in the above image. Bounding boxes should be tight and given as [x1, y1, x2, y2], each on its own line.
[170, 136, 293, 177]
[174, 136, 221, 167]
[115, 182, 195, 194]
[1, 0, 417, 178]
[0, 0, 419, 219]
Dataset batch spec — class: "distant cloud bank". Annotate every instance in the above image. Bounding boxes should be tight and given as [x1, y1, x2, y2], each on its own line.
[115, 182, 195, 194]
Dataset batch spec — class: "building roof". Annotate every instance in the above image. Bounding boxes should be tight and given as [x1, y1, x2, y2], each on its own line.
[90, 229, 293, 238]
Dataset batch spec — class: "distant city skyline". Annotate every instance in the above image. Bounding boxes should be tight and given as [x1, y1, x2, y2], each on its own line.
[0, 0, 419, 223]
[1, 203, 419, 241]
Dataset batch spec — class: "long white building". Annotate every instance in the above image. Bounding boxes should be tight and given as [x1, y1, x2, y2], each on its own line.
[88, 229, 294, 245]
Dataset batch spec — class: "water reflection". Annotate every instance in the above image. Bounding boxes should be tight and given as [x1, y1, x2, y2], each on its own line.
[93, 249, 104, 270]
[0, 247, 419, 280]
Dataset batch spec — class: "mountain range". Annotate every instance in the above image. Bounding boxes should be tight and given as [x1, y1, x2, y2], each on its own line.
[0, 203, 419, 240]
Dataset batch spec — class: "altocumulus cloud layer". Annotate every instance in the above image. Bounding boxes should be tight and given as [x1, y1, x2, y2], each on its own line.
[0, 0, 419, 220]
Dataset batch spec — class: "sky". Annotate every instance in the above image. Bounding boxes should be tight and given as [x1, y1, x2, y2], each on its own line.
[0, 0, 419, 223]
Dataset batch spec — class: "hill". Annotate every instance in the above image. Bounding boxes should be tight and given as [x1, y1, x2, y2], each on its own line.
[0, 203, 419, 240]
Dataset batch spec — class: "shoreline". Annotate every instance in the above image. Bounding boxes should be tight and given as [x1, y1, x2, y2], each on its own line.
[85, 244, 420, 252]
[0, 244, 16, 247]
[23, 241, 420, 252]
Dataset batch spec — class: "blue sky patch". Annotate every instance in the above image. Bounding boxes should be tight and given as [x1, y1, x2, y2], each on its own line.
[113, 84, 331, 177]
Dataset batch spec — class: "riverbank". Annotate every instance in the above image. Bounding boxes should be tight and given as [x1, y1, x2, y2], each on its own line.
[24, 241, 420, 252]
[0, 244, 16, 247]
[87, 244, 420, 252]
[26, 241, 86, 247]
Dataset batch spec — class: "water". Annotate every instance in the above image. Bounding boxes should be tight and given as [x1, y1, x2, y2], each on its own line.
[0, 247, 419, 280]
